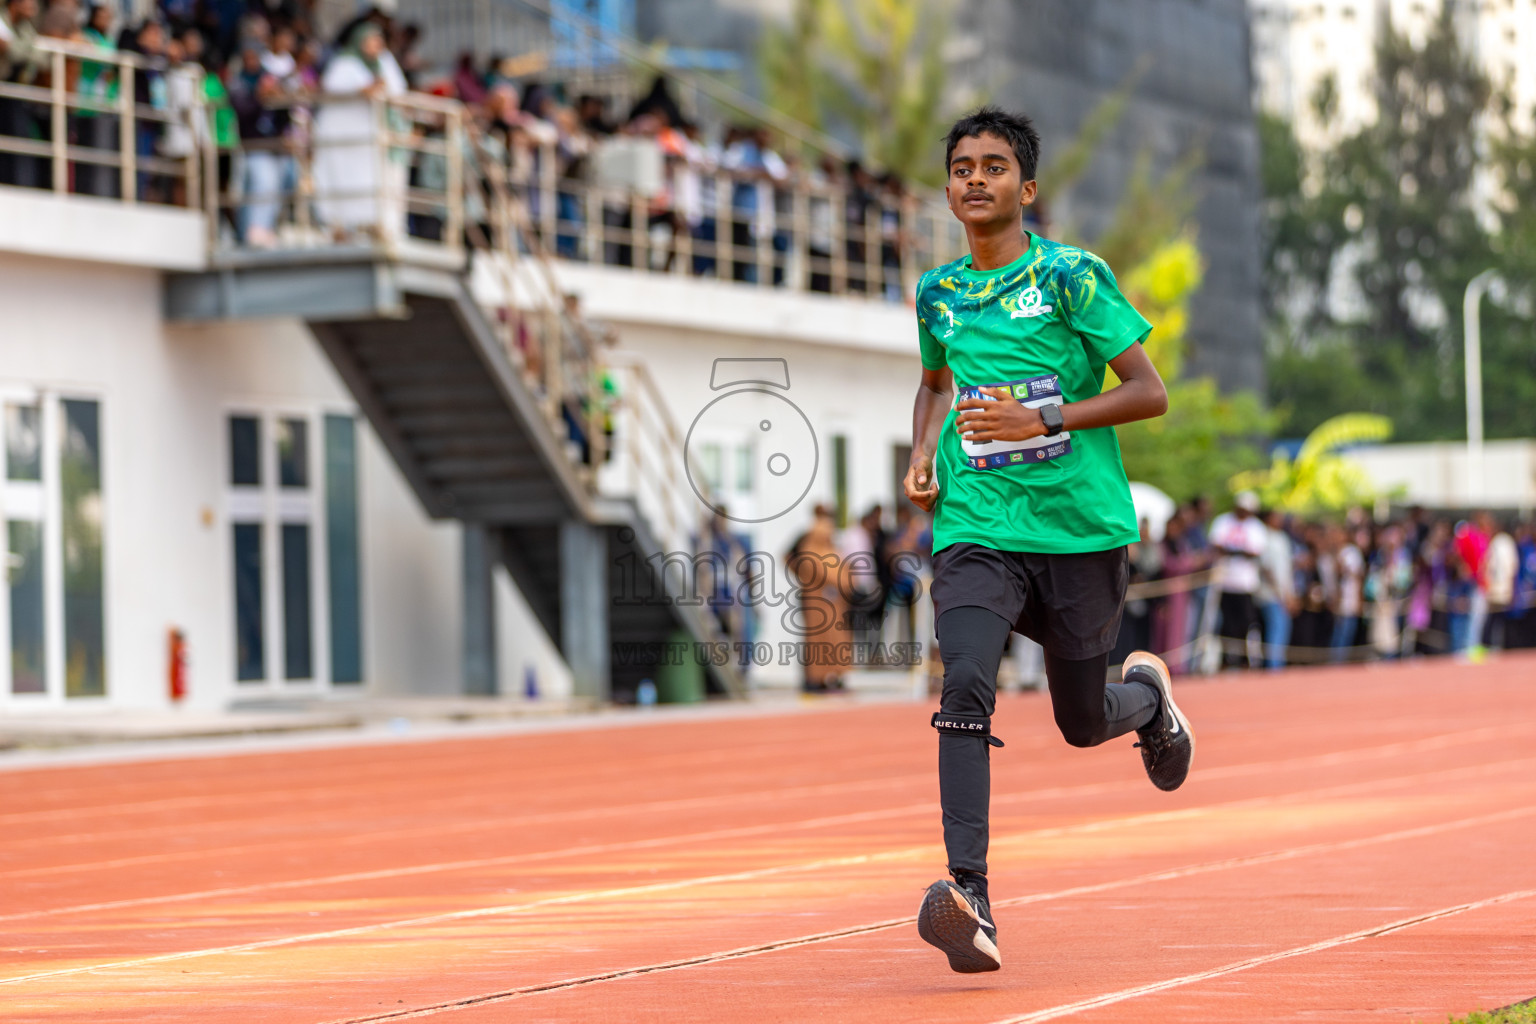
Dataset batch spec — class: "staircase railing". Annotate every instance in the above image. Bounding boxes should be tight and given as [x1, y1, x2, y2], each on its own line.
[373, 103, 708, 575]
[595, 352, 706, 559]
[450, 112, 714, 561]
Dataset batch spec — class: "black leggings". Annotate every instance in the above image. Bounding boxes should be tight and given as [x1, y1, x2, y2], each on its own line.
[936, 606, 1159, 876]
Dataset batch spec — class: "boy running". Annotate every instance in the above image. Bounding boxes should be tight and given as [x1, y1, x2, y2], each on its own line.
[904, 107, 1194, 974]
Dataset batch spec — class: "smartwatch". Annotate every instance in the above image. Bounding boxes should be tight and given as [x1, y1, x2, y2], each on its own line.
[1039, 403, 1065, 437]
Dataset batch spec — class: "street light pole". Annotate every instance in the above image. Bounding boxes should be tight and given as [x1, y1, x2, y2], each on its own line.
[1462, 269, 1500, 506]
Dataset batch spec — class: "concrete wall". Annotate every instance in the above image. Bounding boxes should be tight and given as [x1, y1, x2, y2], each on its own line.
[0, 187, 205, 271]
[1352, 440, 1536, 512]
[0, 183, 962, 703]
[0, 240, 567, 711]
[556, 264, 922, 687]
[0, 254, 174, 710]
[162, 316, 466, 702]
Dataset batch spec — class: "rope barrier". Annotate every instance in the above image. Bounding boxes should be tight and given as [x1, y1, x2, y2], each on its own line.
[1103, 567, 1518, 673]
[1111, 614, 1480, 674]
[797, 565, 1527, 684]
[1123, 571, 1215, 600]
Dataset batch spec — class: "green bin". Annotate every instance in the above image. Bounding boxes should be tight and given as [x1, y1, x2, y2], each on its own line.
[655, 629, 706, 704]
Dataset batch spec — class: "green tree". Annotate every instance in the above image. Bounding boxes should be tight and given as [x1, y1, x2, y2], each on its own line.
[1230, 413, 1394, 514]
[1044, 86, 1277, 502]
[1485, 118, 1536, 441]
[1111, 237, 1278, 503]
[759, 0, 956, 184]
[762, 18, 1276, 499]
[1261, 8, 1536, 442]
[1119, 377, 1275, 505]
[758, 0, 826, 139]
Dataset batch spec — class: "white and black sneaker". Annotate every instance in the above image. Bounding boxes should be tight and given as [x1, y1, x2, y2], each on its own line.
[917, 875, 1001, 973]
[1125, 651, 1194, 792]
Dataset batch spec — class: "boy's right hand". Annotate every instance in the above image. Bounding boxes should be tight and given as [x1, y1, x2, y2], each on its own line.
[904, 453, 938, 511]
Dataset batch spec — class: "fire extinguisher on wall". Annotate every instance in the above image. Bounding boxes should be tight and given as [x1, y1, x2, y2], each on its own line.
[168, 628, 188, 703]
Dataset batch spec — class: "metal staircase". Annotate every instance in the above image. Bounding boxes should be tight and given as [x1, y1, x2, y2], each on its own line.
[164, 92, 743, 702]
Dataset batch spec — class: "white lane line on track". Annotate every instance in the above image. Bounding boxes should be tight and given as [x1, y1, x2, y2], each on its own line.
[3, 717, 1520, 839]
[1, 720, 1514, 882]
[0, 769, 933, 854]
[0, 772, 935, 878]
[0, 719, 899, 828]
[4, 756, 1534, 987]
[6, 738, 1532, 928]
[307, 804, 1536, 1023]
[0, 693, 914, 779]
[986, 888, 1536, 1024]
[0, 733, 904, 828]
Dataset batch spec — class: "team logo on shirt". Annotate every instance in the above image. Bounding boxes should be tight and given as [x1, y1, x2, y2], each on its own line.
[1008, 286, 1054, 319]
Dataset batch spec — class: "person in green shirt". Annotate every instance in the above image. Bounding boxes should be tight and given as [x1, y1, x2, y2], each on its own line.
[75, 4, 119, 198]
[905, 106, 1195, 975]
[194, 46, 237, 238]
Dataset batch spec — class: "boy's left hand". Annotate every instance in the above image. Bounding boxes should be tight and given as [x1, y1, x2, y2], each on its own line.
[955, 387, 1045, 443]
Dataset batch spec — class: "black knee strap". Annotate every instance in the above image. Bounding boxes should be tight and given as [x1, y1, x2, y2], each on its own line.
[931, 712, 1004, 747]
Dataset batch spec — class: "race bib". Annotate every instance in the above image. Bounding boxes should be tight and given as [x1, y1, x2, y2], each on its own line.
[957, 375, 1072, 470]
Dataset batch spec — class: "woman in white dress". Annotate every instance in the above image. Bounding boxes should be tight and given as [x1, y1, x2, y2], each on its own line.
[312, 23, 407, 239]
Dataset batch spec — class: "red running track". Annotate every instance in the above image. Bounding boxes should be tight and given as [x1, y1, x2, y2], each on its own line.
[3, 656, 1536, 1023]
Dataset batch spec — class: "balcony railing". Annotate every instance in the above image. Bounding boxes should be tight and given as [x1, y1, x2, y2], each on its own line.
[510, 136, 968, 300]
[0, 40, 967, 303]
[0, 37, 202, 203]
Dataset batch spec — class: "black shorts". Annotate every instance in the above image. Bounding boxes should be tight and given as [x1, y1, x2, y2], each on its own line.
[929, 543, 1128, 660]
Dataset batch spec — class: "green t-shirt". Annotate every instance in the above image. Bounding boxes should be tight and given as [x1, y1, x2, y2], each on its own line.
[916, 235, 1151, 555]
[202, 74, 237, 151]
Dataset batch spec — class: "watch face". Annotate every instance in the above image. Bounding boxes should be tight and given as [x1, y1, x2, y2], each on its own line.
[685, 387, 819, 524]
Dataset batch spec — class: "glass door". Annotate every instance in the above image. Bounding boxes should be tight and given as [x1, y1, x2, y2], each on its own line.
[227, 411, 323, 688]
[3, 395, 47, 698]
[1, 392, 106, 703]
[275, 416, 316, 683]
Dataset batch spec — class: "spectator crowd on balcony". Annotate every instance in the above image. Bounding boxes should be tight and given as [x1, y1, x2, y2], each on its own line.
[0, 0, 927, 298]
[0, 0, 421, 225]
[422, 51, 921, 298]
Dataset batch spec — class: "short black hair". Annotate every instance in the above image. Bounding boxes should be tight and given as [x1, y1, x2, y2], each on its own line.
[944, 106, 1041, 180]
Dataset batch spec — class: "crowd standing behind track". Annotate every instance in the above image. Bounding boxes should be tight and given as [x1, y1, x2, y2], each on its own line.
[1174, 502, 1536, 670]
[1096, 501, 1534, 673]
[757, 500, 1536, 692]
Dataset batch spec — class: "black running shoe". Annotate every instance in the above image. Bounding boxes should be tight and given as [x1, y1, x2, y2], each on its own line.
[1125, 651, 1194, 792]
[917, 877, 1001, 973]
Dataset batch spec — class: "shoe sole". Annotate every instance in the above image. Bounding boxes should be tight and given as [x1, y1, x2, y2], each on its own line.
[1124, 650, 1196, 790]
[916, 880, 1001, 973]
